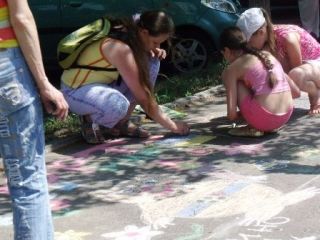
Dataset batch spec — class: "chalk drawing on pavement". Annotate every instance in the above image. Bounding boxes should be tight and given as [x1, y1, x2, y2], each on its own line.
[89, 170, 320, 230]
[224, 143, 264, 156]
[101, 225, 163, 239]
[55, 230, 91, 240]
[255, 159, 290, 171]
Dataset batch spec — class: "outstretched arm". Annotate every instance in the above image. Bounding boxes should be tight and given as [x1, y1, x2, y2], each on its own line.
[222, 68, 239, 121]
[8, 0, 68, 120]
[102, 39, 189, 135]
[285, 32, 303, 70]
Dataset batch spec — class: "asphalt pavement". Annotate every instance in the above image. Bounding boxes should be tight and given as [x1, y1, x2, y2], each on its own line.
[1, 86, 320, 240]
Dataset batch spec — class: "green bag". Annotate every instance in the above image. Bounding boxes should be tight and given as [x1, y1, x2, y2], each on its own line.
[57, 17, 111, 70]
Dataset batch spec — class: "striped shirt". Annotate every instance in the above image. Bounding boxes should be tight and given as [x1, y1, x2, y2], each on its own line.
[0, 0, 18, 48]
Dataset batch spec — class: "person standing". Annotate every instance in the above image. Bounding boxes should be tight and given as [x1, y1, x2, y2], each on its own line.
[298, 0, 319, 39]
[0, 0, 68, 239]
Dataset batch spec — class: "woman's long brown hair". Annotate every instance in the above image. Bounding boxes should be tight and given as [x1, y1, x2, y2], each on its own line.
[260, 8, 277, 57]
[110, 11, 174, 112]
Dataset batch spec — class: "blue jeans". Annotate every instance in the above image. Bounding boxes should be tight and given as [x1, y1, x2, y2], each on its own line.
[0, 48, 53, 240]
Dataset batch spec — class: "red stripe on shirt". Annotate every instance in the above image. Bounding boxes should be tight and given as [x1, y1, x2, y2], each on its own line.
[0, 0, 7, 8]
[0, 27, 16, 40]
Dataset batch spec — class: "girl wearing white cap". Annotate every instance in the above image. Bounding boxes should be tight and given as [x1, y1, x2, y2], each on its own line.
[237, 7, 320, 115]
[220, 26, 299, 137]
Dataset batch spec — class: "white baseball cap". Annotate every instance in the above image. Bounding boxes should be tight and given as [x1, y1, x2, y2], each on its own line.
[236, 8, 266, 41]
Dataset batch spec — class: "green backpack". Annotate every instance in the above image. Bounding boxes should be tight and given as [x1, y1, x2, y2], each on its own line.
[57, 17, 112, 70]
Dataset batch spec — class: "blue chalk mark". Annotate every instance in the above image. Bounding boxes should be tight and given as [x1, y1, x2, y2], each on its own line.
[223, 181, 249, 196]
[58, 182, 78, 192]
[177, 200, 212, 218]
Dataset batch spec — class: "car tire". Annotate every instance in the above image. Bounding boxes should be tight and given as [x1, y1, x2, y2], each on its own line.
[164, 31, 212, 74]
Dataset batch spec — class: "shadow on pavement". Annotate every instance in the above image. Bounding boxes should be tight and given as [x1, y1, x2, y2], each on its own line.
[0, 106, 319, 220]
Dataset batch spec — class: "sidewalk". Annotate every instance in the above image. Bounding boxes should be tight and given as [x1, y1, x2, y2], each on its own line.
[1, 86, 320, 240]
[44, 85, 226, 153]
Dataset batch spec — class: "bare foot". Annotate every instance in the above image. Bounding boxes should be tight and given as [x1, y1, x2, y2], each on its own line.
[308, 91, 320, 115]
[309, 104, 320, 115]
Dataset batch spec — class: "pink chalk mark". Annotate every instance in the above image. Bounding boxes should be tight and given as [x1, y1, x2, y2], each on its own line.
[142, 135, 164, 145]
[105, 147, 138, 154]
[225, 143, 263, 156]
[47, 174, 59, 184]
[50, 199, 71, 212]
[72, 139, 128, 158]
[157, 160, 181, 169]
[48, 160, 67, 170]
[186, 148, 214, 156]
[47, 157, 96, 173]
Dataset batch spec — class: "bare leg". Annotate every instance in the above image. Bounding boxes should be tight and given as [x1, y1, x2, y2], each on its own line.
[114, 102, 150, 137]
[289, 64, 320, 115]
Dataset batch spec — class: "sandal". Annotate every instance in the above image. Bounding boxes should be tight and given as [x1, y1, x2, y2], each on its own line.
[116, 120, 150, 138]
[80, 116, 105, 144]
[228, 125, 264, 137]
[100, 125, 120, 138]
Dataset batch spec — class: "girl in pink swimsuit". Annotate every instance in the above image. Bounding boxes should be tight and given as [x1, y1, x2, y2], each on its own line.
[220, 26, 299, 136]
[237, 8, 320, 115]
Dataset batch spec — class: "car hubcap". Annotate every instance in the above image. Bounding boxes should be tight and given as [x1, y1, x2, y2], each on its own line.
[171, 38, 207, 73]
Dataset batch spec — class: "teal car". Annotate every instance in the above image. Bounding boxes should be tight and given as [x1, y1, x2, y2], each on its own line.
[29, 0, 241, 74]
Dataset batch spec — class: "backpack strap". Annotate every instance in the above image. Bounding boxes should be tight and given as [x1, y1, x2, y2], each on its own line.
[74, 65, 117, 72]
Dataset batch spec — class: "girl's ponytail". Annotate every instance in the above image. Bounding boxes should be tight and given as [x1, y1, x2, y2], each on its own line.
[241, 45, 277, 88]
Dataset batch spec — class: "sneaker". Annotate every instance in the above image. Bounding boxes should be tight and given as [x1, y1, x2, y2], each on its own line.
[79, 116, 105, 144]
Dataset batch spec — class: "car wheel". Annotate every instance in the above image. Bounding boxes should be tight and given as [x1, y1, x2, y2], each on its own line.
[169, 32, 211, 73]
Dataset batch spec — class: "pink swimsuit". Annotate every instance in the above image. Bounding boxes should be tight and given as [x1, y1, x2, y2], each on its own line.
[239, 59, 293, 132]
[244, 60, 290, 95]
[274, 25, 320, 62]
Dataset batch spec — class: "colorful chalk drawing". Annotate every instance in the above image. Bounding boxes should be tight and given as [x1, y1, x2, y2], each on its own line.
[50, 199, 72, 212]
[90, 169, 320, 231]
[55, 230, 91, 240]
[101, 225, 163, 239]
[1, 133, 319, 239]
[47, 134, 318, 237]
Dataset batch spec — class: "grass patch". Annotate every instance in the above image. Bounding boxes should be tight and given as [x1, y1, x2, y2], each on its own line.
[44, 61, 226, 138]
[44, 113, 80, 139]
[155, 62, 225, 104]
